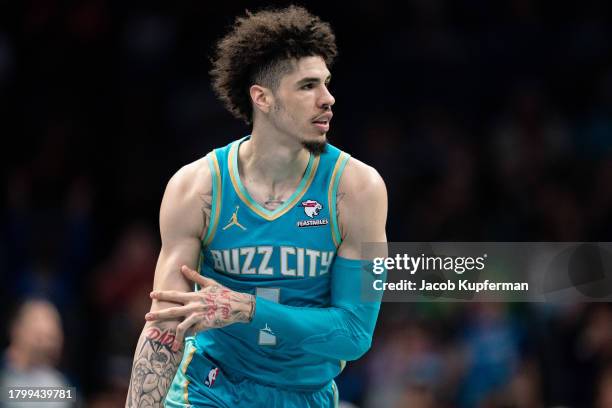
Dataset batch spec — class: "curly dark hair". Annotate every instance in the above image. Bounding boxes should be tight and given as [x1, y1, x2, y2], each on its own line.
[210, 6, 337, 124]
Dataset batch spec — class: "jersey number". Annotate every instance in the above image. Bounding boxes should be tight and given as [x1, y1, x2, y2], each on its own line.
[255, 287, 280, 346]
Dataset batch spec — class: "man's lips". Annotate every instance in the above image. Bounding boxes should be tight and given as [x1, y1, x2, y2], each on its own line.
[312, 121, 330, 132]
[312, 112, 334, 124]
[312, 112, 334, 132]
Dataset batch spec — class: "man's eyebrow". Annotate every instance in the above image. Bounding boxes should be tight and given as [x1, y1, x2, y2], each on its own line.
[296, 75, 332, 86]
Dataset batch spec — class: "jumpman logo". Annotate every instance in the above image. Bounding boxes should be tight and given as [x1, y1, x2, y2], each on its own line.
[223, 206, 247, 231]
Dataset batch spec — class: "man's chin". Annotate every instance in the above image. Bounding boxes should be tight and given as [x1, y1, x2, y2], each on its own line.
[301, 138, 328, 156]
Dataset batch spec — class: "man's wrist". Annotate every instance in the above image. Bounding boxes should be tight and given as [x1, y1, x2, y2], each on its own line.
[247, 294, 256, 322]
[233, 292, 256, 323]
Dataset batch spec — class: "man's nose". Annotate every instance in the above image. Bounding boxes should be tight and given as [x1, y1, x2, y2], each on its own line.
[319, 86, 335, 109]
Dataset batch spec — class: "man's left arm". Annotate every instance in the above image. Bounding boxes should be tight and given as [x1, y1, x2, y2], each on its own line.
[247, 158, 387, 360]
[147, 159, 387, 361]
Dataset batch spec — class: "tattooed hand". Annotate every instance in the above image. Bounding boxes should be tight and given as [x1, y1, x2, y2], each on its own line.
[145, 265, 255, 351]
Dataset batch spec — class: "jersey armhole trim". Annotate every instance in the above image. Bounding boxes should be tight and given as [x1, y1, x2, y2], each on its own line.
[202, 150, 222, 247]
[182, 341, 197, 405]
[165, 339, 196, 406]
[328, 152, 351, 248]
[332, 380, 340, 408]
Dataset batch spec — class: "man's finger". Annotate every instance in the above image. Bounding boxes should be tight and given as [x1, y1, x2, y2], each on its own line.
[150, 290, 193, 303]
[173, 313, 205, 352]
[145, 304, 198, 321]
[181, 265, 217, 288]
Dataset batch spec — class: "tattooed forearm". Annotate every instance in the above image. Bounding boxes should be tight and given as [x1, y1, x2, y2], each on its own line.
[126, 324, 183, 408]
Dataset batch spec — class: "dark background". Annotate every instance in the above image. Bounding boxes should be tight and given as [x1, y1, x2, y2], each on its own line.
[1, 0, 611, 406]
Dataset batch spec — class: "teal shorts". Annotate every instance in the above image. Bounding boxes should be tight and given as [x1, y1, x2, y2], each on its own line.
[165, 340, 339, 408]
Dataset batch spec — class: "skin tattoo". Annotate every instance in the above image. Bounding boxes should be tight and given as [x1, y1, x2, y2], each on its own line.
[145, 267, 255, 351]
[127, 326, 180, 408]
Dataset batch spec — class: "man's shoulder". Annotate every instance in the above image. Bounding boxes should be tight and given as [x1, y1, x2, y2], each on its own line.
[335, 155, 387, 254]
[340, 156, 386, 195]
[166, 155, 212, 199]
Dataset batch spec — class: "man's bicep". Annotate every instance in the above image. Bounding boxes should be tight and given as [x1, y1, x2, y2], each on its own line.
[337, 162, 388, 259]
[149, 165, 210, 312]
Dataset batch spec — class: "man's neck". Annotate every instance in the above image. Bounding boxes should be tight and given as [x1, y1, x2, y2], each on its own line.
[243, 127, 310, 188]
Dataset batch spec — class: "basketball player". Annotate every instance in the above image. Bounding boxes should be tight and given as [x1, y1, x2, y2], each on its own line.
[126, 6, 387, 407]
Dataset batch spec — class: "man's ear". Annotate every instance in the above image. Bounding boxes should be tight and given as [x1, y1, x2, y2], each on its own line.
[250, 84, 273, 114]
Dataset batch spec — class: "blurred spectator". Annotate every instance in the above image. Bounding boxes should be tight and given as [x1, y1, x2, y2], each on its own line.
[456, 303, 524, 408]
[0, 299, 71, 407]
[504, 359, 543, 408]
[364, 321, 445, 408]
[596, 364, 612, 408]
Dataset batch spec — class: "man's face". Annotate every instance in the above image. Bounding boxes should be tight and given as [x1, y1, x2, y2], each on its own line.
[269, 56, 335, 153]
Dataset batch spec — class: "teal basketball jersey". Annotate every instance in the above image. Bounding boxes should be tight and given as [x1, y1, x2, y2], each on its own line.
[193, 136, 350, 390]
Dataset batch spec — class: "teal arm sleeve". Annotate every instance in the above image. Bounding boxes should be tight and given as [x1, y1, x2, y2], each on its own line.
[248, 256, 384, 361]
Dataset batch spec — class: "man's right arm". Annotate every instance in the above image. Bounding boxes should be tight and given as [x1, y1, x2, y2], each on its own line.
[125, 158, 211, 408]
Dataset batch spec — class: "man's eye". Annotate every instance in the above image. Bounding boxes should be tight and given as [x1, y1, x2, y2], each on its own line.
[301, 83, 314, 90]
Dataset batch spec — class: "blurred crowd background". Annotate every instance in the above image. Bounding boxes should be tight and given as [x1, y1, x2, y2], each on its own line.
[1, 0, 612, 407]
